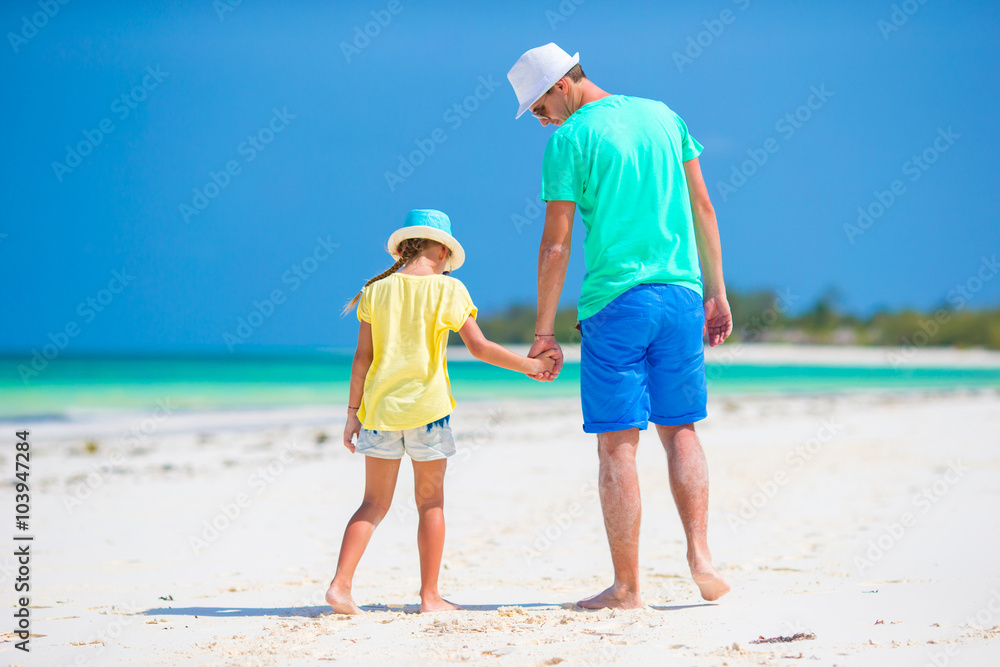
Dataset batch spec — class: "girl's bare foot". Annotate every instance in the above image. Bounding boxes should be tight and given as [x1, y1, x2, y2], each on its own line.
[576, 584, 643, 610]
[419, 594, 461, 613]
[325, 580, 363, 615]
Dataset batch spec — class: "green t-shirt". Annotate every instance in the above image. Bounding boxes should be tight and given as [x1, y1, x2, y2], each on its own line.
[540, 95, 704, 320]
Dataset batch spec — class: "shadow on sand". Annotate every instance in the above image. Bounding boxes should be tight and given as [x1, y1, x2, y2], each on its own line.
[144, 602, 558, 618]
[143, 601, 717, 618]
[649, 603, 718, 612]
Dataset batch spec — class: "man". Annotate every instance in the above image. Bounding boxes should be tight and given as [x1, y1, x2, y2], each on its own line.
[507, 43, 733, 609]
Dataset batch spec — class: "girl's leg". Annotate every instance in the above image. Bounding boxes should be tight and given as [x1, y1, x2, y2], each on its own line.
[326, 456, 401, 614]
[411, 458, 460, 612]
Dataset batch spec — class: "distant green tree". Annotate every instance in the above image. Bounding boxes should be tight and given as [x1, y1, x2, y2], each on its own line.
[797, 286, 842, 333]
[470, 290, 1000, 349]
[726, 289, 790, 342]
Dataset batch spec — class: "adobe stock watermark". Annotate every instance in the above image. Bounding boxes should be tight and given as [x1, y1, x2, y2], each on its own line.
[222, 235, 339, 351]
[7, 0, 72, 54]
[179, 107, 295, 223]
[0, 550, 30, 588]
[923, 589, 1000, 667]
[510, 107, 630, 233]
[854, 460, 966, 574]
[715, 84, 833, 202]
[727, 416, 842, 532]
[52, 601, 142, 667]
[213, 0, 244, 21]
[965, 589, 1000, 633]
[384, 75, 502, 192]
[189, 437, 310, 555]
[287, 587, 329, 613]
[17, 268, 135, 383]
[393, 409, 506, 523]
[545, 0, 586, 30]
[522, 480, 599, 563]
[52, 65, 169, 182]
[844, 127, 959, 244]
[739, 290, 799, 342]
[61, 399, 176, 513]
[878, 0, 931, 41]
[510, 194, 544, 235]
[681, 288, 799, 407]
[778, 618, 815, 638]
[887, 253, 997, 368]
[340, 0, 405, 62]
[672, 0, 752, 73]
[579, 640, 623, 667]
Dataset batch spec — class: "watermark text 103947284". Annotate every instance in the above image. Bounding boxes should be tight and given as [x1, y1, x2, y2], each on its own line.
[13, 430, 33, 653]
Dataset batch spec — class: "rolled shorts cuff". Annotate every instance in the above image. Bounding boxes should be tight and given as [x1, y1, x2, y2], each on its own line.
[356, 449, 406, 460]
[582, 420, 649, 434]
[649, 409, 708, 426]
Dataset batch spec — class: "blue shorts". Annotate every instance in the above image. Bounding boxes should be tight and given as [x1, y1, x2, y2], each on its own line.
[580, 283, 707, 433]
[355, 416, 455, 461]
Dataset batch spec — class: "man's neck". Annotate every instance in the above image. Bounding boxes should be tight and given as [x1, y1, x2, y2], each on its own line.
[572, 80, 612, 115]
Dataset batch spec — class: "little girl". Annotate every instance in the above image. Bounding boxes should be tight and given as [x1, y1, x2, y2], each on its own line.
[326, 209, 556, 614]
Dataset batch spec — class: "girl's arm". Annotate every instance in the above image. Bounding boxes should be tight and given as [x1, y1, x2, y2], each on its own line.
[344, 321, 374, 452]
[458, 316, 556, 375]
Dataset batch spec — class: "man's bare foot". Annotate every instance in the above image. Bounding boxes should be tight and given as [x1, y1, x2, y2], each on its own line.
[691, 562, 730, 601]
[576, 584, 643, 610]
[325, 580, 362, 615]
[419, 595, 461, 613]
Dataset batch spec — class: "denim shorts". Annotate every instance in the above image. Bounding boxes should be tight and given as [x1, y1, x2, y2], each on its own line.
[580, 283, 707, 433]
[354, 415, 456, 461]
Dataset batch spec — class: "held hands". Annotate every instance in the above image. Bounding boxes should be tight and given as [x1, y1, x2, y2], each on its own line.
[703, 292, 734, 347]
[343, 410, 361, 453]
[531, 348, 559, 376]
[527, 336, 563, 382]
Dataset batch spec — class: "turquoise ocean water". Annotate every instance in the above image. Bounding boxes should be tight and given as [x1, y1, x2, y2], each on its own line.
[2, 353, 999, 420]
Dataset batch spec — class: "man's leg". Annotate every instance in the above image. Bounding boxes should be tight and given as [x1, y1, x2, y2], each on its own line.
[656, 422, 729, 601]
[577, 427, 644, 610]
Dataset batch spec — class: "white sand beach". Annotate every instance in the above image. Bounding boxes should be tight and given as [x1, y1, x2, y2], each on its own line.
[3, 352, 1000, 665]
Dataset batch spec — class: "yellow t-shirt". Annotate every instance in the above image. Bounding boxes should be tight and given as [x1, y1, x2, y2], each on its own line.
[356, 273, 478, 431]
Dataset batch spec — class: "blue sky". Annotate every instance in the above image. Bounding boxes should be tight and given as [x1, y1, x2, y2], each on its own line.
[2, 0, 998, 353]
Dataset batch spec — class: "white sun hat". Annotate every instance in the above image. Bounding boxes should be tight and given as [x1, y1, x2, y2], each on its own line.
[507, 43, 580, 119]
[386, 209, 466, 272]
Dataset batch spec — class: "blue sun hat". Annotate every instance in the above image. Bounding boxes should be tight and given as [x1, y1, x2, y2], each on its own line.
[386, 209, 466, 272]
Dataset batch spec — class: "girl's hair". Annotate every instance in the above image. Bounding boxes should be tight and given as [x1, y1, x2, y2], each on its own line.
[342, 237, 447, 315]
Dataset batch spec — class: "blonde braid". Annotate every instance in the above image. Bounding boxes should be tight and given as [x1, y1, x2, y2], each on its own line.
[341, 238, 430, 315]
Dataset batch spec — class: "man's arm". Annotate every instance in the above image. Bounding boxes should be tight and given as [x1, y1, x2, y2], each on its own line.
[683, 157, 733, 347]
[528, 200, 575, 380]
